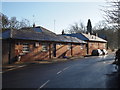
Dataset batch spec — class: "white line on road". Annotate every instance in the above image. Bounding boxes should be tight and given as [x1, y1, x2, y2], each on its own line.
[57, 71, 62, 74]
[38, 80, 50, 89]
[63, 66, 70, 71]
[2, 65, 27, 73]
[8, 68, 16, 71]
[18, 65, 27, 68]
[103, 62, 106, 64]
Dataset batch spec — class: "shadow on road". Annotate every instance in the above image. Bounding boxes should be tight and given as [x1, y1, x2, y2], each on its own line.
[106, 68, 120, 88]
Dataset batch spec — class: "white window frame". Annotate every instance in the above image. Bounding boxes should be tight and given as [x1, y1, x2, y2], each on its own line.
[68, 43, 72, 50]
[80, 44, 84, 49]
[35, 42, 40, 47]
[42, 43, 48, 52]
[22, 43, 29, 53]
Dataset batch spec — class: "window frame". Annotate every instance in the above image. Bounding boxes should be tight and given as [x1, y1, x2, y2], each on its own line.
[41, 43, 48, 52]
[22, 43, 30, 53]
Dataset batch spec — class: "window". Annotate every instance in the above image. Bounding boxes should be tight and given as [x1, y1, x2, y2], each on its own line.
[68, 43, 72, 50]
[56, 43, 62, 46]
[34, 42, 40, 47]
[80, 44, 84, 49]
[16, 42, 20, 45]
[42, 43, 48, 52]
[23, 43, 29, 53]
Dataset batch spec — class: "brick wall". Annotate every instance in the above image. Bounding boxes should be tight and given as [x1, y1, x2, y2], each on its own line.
[14, 41, 87, 62]
[2, 40, 9, 64]
[55, 44, 69, 58]
[15, 41, 50, 62]
[88, 42, 107, 55]
[2, 39, 107, 64]
[2, 40, 16, 64]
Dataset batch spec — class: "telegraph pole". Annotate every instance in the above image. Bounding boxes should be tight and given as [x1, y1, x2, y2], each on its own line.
[54, 19, 56, 33]
[33, 15, 35, 27]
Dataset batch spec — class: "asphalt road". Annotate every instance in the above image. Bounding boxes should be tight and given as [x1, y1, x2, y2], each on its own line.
[2, 53, 120, 89]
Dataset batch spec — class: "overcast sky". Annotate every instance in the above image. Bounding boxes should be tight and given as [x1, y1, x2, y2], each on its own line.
[2, 0, 107, 34]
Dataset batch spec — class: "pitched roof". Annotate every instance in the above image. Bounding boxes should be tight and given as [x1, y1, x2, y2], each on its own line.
[82, 33, 107, 42]
[0, 29, 11, 39]
[0, 26, 86, 44]
[63, 33, 107, 43]
[57, 35, 86, 44]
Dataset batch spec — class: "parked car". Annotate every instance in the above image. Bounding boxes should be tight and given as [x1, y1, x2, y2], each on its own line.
[92, 49, 103, 56]
[101, 49, 108, 55]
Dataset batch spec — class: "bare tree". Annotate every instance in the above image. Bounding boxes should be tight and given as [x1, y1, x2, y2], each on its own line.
[0, 13, 31, 32]
[103, 0, 120, 48]
[9, 17, 30, 29]
[9, 17, 20, 29]
[79, 21, 86, 32]
[93, 24, 117, 49]
[0, 13, 9, 29]
[19, 18, 30, 29]
[93, 20, 109, 31]
[67, 21, 86, 34]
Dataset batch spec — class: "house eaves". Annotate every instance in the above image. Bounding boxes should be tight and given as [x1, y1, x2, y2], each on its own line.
[1, 27, 86, 44]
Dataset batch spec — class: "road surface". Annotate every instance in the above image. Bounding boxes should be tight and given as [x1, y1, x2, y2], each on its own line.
[2, 53, 120, 89]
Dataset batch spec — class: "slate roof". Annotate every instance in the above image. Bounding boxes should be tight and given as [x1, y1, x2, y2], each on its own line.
[0, 26, 86, 44]
[57, 35, 86, 44]
[0, 29, 11, 39]
[82, 33, 107, 42]
[63, 33, 107, 43]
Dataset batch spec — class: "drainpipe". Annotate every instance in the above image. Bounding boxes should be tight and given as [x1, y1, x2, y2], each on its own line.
[8, 39, 12, 64]
[71, 44, 73, 56]
[49, 43, 51, 59]
[8, 29, 13, 64]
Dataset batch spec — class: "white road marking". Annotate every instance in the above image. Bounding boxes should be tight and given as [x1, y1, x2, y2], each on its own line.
[2, 65, 27, 73]
[18, 65, 27, 68]
[63, 66, 70, 71]
[103, 62, 106, 63]
[38, 80, 50, 89]
[8, 68, 16, 71]
[57, 71, 62, 74]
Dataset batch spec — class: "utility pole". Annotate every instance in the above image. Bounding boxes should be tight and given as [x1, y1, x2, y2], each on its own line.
[33, 15, 35, 27]
[54, 19, 56, 33]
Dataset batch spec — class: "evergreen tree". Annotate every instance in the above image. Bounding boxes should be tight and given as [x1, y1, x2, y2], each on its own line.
[62, 30, 65, 34]
[87, 19, 92, 34]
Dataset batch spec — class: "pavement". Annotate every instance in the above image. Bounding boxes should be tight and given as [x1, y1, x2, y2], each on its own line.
[1, 56, 84, 73]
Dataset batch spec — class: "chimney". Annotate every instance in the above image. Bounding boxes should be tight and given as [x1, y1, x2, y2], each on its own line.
[95, 33, 98, 39]
[33, 23, 35, 27]
[96, 33, 98, 37]
[88, 32, 91, 37]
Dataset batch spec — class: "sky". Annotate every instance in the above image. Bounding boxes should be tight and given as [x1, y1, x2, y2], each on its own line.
[1, 0, 107, 34]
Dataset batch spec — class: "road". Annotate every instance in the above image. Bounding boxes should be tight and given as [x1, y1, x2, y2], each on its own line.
[2, 53, 120, 89]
